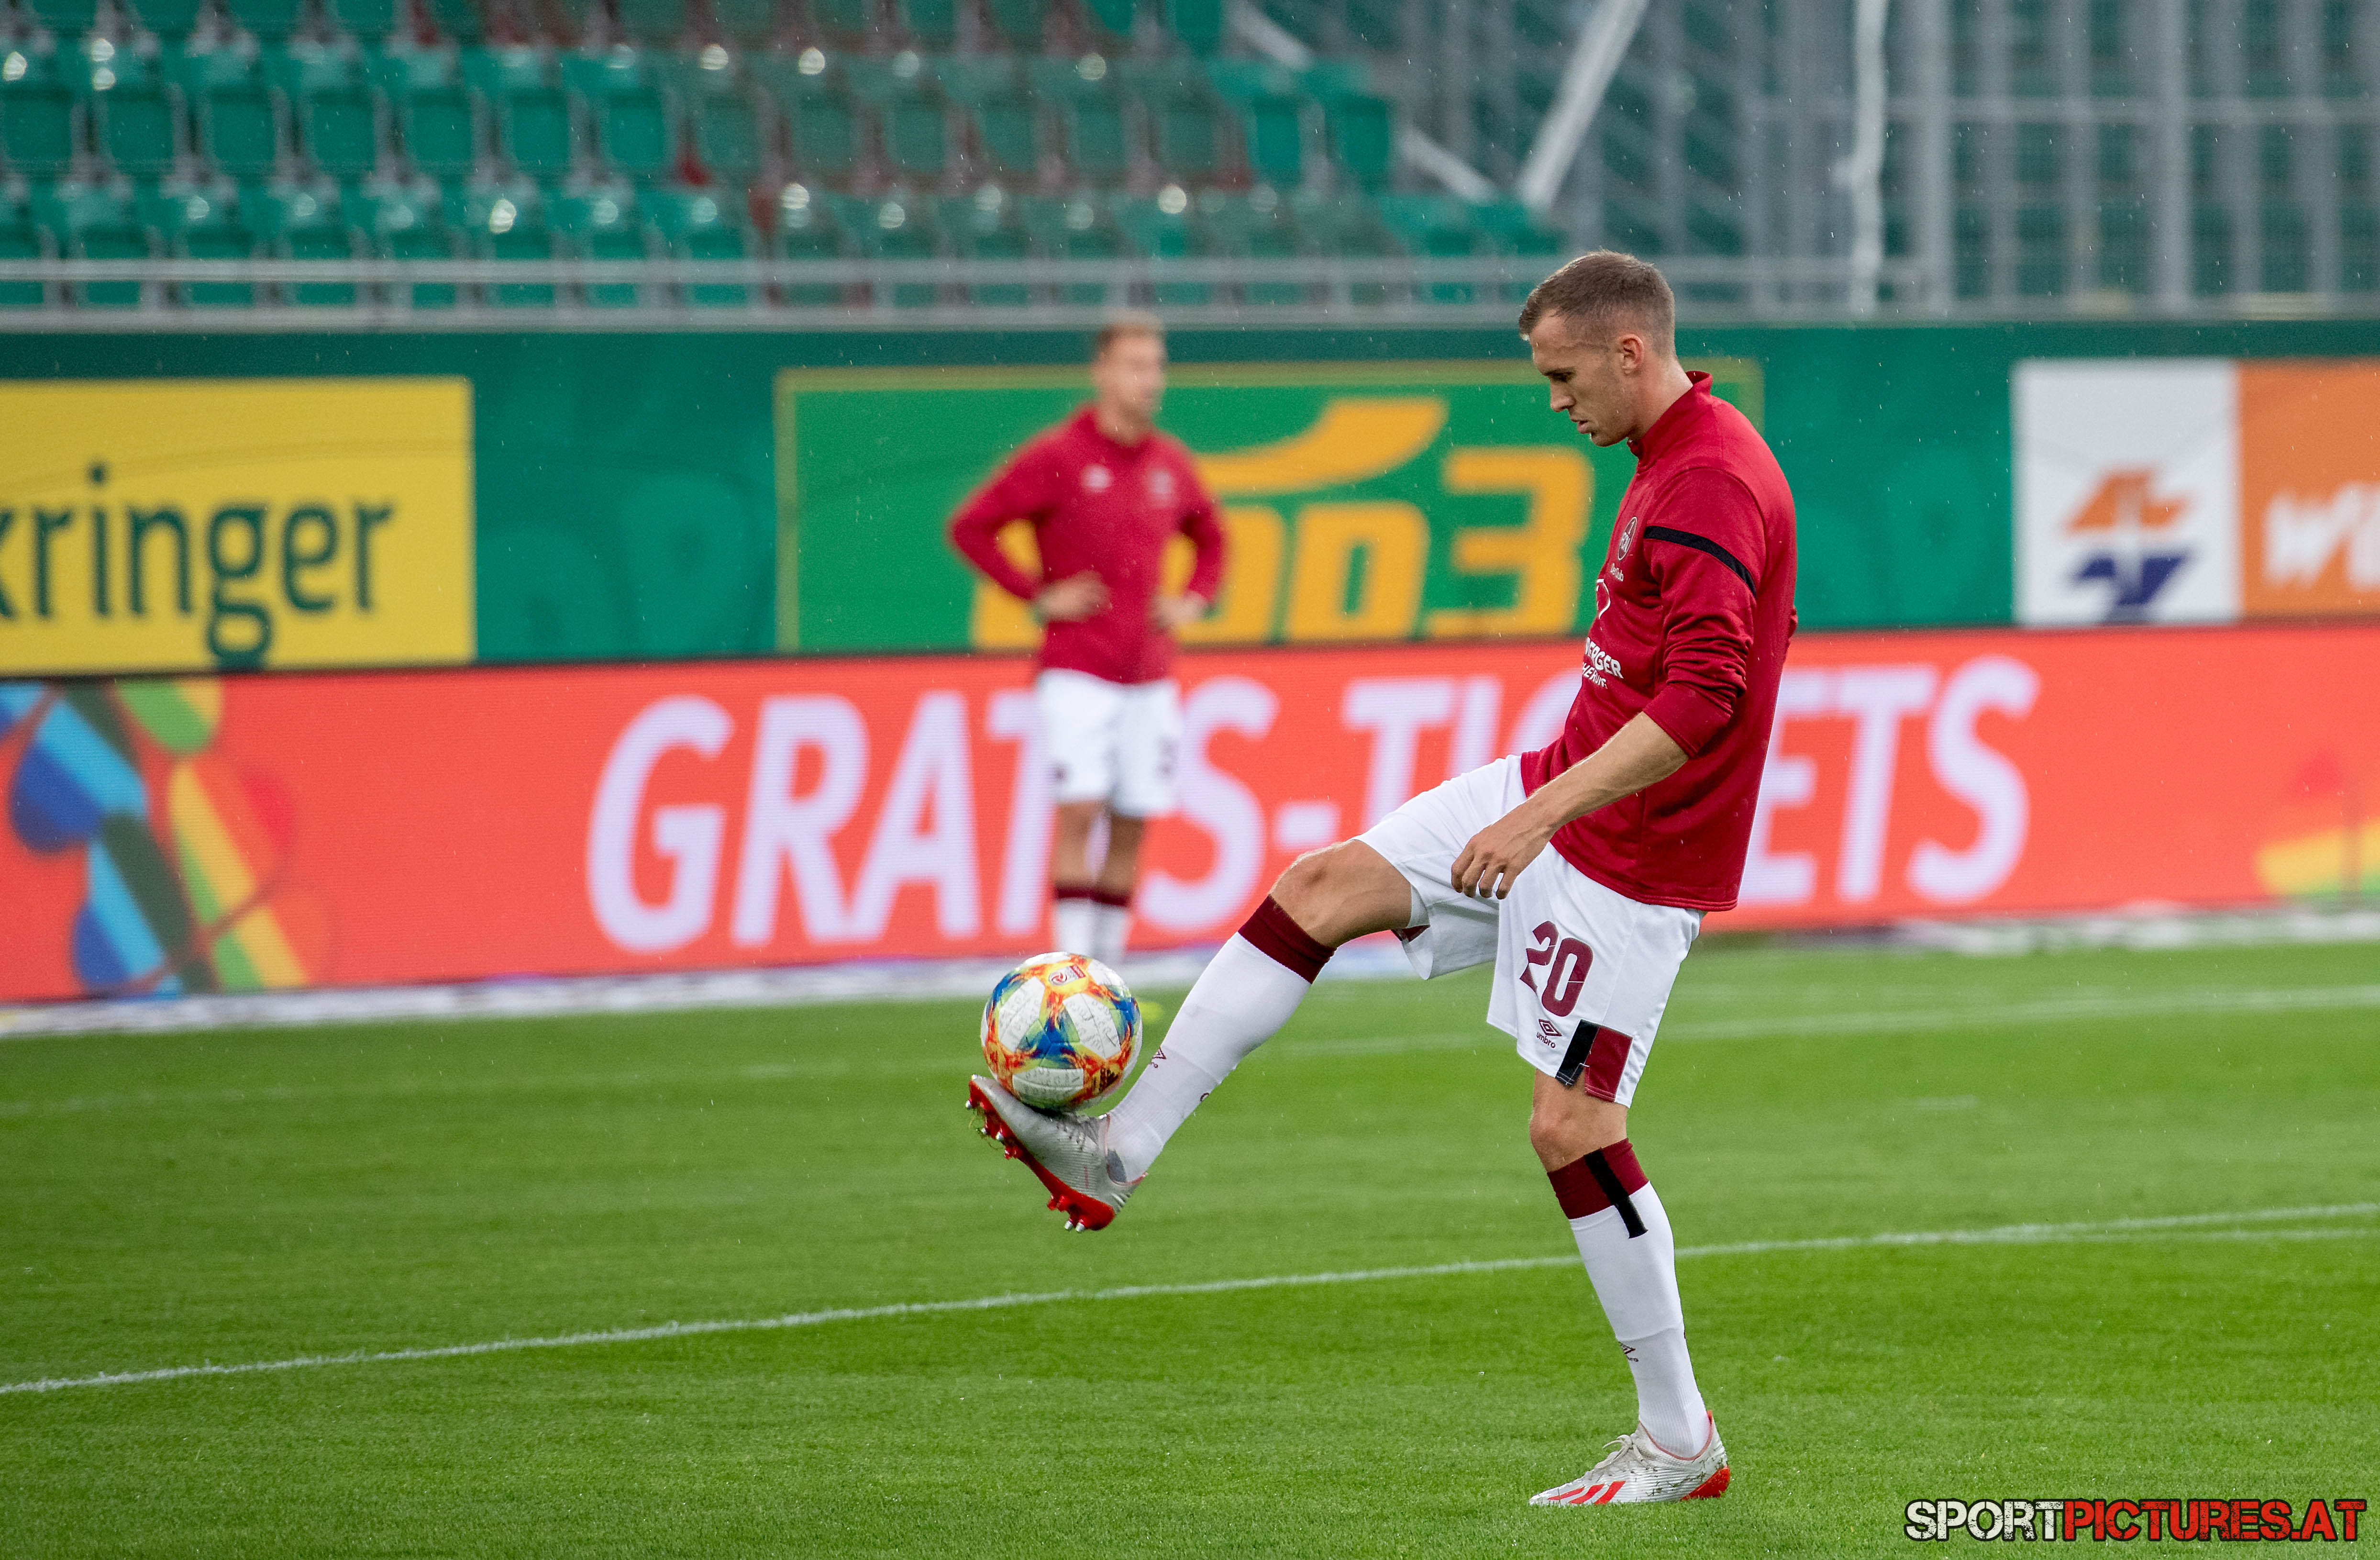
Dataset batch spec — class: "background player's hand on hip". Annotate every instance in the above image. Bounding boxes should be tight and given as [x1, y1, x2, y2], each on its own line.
[1034, 572, 1110, 622]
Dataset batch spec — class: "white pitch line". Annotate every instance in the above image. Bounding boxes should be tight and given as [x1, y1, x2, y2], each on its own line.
[3, 1203, 2371, 1399]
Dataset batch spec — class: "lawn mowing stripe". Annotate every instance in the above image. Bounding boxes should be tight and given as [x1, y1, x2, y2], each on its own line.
[4, 1203, 2370, 1399]
[10, 982, 2380, 1117]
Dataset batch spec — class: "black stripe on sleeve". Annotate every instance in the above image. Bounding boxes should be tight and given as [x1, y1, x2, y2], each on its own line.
[1644, 525, 1757, 592]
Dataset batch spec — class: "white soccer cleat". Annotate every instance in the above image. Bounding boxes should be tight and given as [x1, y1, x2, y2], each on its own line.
[965, 1074, 1141, 1231]
[1529, 1417, 1730, 1506]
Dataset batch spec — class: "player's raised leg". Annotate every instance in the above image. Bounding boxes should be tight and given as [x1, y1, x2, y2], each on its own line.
[1101, 838, 1413, 1178]
[969, 837, 1413, 1228]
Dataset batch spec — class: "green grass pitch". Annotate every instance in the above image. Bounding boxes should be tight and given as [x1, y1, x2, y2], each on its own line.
[2, 937, 2375, 1557]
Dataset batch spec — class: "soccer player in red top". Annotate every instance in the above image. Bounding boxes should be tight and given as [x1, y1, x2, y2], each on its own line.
[969, 253, 1796, 1508]
[949, 315, 1227, 969]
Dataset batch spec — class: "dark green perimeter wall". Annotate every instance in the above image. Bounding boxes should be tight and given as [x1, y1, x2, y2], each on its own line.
[9, 317, 2380, 665]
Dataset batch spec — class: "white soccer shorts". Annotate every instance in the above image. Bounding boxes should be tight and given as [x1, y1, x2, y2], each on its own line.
[1355, 756, 1703, 1107]
[1035, 669, 1182, 817]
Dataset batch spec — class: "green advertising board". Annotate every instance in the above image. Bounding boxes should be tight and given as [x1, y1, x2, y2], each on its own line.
[9, 316, 2380, 673]
[777, 358, 1763, 656]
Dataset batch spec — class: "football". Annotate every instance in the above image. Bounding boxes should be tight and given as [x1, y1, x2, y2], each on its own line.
[979, 952, 1142, 1111]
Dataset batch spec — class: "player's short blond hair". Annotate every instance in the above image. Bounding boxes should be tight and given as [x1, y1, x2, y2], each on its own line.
[1517, 252, 1676, 358]
[1093, 312, 1166, 359]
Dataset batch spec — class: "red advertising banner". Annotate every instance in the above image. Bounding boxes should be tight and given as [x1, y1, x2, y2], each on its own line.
[3, 624, 2374, 1005]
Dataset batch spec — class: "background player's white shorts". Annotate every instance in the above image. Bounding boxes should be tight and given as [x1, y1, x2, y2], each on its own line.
[1355, 756, 1702, 1107]
[1035, 669, 1182, 816]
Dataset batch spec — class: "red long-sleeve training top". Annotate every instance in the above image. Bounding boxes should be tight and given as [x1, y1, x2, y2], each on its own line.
[948, 406, 1228, 686]
[1519, 373, 1799, 912]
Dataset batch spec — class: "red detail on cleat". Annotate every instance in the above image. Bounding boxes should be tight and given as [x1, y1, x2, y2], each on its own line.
[964, 1080, 1118, 1231]
[1683, 1465, 1730, 1500]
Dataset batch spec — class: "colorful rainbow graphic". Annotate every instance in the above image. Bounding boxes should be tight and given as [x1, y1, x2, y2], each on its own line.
[4, 677, 319, 998]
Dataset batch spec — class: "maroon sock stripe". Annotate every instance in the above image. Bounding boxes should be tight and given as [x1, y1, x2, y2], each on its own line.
[1088, 887, 1133, 909]
[1584, 1148, 1648, 1237]
[1238, 896, 1334, 982]
[1052, 885, 1099, 903]
[1547, 1138, 1648, 1221]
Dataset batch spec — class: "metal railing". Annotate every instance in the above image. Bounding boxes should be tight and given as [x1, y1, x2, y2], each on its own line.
[0, 252, 1951, 329]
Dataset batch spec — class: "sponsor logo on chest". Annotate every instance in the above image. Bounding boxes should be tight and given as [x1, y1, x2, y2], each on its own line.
[1147, 467, 1176, 502]
[1082, 464, 1114, 493]
[1582, 635, 1625, 688]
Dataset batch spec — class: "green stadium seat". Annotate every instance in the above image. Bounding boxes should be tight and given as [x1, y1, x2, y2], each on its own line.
[1323, 92, 1393, 190]
[279, 218, 358, 306]
[553, 186, 644, 305]
[1237, 92, 1302, 187]
[616, 0, 689, 45]
[22, 0, 101, 36]
[363, 186, 458, 306]
[690, 88, 763, 183]
[772, 184, 843, 306]
[677, 220, 748, 305]
[981, 0, 1043, 50]
[645, 185, 745, 304]
[71, 220, 152, 309]
[243, 183, 356, 304]
[590, 86, 672, 180]
[97, 85, 179, 177]
[175, 220, 260, 307]
[126, 0, 207, 41]
[421, 0, 486, 43]
[935, 58, 1033, 184]
[876, 91, 944, 183]
[400, 84, 479, 179]
[0, 222, 50, 309]
[1, 84, 80, 181]
[942, 189, 1027, 306]
[498, 86, 573, 181]
[1080, 0, 1131, 45]
[1112, 187, 1212, 306]
[1022, 192, 1118, 306]
[895, 0, 955, 48]
[756, 53, 861, 184]
[1376, 191, 1478, 303]
[808, 0, 873, 44]
[1199, 187, 1301, 305]
[1295, 191, 1402, 303]
[200, 85, 281, 178]
[266, 40, 357, 98]
[1162, 0, 1220, 55]
[224, 0, 306, 41]
[1469, 199, 1563, 300]
[839, 190, 936, 307]
[299, 87, 381, 179]
[324, 0, 399, 40]
[461, 188, 553, 304]
[708, 0, 779, 48]
[463, 45, 550, 98]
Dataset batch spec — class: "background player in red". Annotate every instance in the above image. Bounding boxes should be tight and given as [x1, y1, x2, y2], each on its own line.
[949, 316, 1226, 969]
[971, 254, 1798, 1508]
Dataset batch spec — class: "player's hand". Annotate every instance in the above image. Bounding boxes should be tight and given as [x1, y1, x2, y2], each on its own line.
[1451, 805, 1558, 901]
[1150, 592, 1208, 632]
[1034, 572, 1110, 622]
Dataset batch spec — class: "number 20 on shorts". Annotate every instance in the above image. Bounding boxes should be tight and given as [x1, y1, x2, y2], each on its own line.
[1520, 922, 1595, 1017]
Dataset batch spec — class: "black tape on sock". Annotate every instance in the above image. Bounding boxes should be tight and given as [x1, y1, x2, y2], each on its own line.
[1584, 1148, 1647, 1238]
[1554, 1022, 1598, 1088]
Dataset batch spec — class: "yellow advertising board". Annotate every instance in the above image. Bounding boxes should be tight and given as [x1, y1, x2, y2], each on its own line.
[0, 379, 474, 674]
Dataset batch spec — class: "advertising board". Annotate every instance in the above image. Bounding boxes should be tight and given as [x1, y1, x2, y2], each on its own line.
[4, 624, 2369, 1004]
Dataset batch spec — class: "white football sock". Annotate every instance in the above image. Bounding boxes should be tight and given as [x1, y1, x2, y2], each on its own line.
[1092, 903, 1132, 969]
[1619, 1326, 1709, 1457]
[1567, 1183, 1707, 1453]
[1104, 934, 1313, 1180]
[1050, 893, 1097, 957]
